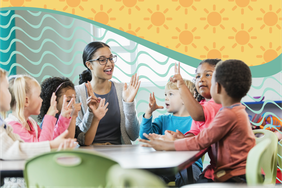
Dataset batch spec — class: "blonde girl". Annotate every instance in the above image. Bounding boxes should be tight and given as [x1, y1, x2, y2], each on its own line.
[5, 75, 74, 142]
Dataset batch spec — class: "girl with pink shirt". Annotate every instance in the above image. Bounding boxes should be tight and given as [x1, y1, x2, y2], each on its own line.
[5, 75, 74, 142]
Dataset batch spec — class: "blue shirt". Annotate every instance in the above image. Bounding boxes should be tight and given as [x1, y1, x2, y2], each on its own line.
[139, 114, 202, 170]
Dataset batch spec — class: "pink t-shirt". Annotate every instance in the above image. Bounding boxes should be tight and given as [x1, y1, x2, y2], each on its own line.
[6, 114, 70, 142]
[184, 98, 222, 180]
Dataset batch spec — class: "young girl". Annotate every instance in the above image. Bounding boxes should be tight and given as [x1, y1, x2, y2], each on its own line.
[0, 68, 77, 188]
[39, 77, 109, 146]
[5, 75, 73, 142]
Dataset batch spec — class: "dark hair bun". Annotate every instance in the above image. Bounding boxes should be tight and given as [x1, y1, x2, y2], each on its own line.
[79, 69, 92, 84]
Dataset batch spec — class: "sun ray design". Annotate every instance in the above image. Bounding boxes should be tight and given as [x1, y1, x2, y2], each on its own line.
[60, 0, 87, 14]
[172, 23, 200, 52]
[3, 0, 32, 7]
[119, 24, 144, 38]
[257, 5, 282, 33]
[88, 5, 116, 26]
[256, 42, 281, 64]
[200, 5, 229, 33]
[228, 0, 257, 15]
[200, 42, 229, 59]
[228, 23, 257, 52]
[143, 5, 172, 34]
[116, 0, 143, 15]
[172, 0, 200, 15]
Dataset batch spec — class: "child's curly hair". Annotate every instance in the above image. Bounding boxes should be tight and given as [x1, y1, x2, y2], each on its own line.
[38, 77, 74, 122]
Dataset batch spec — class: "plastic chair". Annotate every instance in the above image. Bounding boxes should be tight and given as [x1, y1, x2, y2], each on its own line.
[247, 129, 278, 185]
[24, 150, 118, 188]
[106, 164, 166, 188]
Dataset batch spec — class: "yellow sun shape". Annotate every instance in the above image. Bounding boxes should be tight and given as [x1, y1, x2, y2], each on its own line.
[229, 0, 257, 15]
[256, 42, 281, 64]
[257, 5, 282, 33]
[200, 42, 229, 59]
[2, 0, 31, 7]
[172, 23, 200, 52]
[119, 24, 144, 38]
[172, 0, 200, 15]
[60, 0, 87, 14]
[89, 5, 116, 26]
[228, 24, 257, 52]
[144, 5, 172, 34]
[200, 5, 229, 34]
[115, 0, 143, 15]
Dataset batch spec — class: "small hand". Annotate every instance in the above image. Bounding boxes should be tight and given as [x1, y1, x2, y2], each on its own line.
[123, 73, 141, 102]
[165, 130, 185, 140]
[147, 92, 164, 114]
[61, 95, 75, 118]
[169, 62, 185, 89]
[47, 93, 59, 117]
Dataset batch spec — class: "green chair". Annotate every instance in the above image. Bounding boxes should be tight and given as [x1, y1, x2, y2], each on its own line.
[24, 150, 118, 188]
[247, 129, 278, 185]
[106, 164, 166, 188]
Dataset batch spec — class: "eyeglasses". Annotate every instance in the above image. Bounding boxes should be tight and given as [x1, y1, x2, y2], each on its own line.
[87, 55, 117, 65]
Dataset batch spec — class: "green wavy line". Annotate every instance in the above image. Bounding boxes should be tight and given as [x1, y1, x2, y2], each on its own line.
[1, 50, 82, 66]
[0, 38, 88, 53]
[1, 7, 281, 77]
[137, 88, 165, 102]
[251, 75, 282, 90]
[7, 63, 85, 77]
[112, 76, 122, 83]
[247, 88, 282, 102]
[112, 51, 170, 66]
[250, 112, 282, 126]
[0, 13, 76, 29]
[243, 100, 282, 114]
[0, 26, 107, 41]
[27, 10, 42, 16]
[0, 10, 11, 16]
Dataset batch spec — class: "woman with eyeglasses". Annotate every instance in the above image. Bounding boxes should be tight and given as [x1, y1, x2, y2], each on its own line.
[75, 41, 141, 145]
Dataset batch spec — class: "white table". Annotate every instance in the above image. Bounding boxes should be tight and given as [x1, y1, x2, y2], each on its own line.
[0, 145, 208, 185]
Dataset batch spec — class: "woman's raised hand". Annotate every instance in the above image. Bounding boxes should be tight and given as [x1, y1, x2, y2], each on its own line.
[123, 73, 141, 102]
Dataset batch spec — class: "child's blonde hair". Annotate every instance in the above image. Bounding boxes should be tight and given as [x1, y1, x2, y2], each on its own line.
[165, 79, 195, 94]
[8, 75, 40, 127]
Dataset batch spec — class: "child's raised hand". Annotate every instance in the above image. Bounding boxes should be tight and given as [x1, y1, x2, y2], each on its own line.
[61, 95, 75, 118]
[170, 62, 185, 88]
[92, 98, 109, 121]
[47, 92, 59, 117]
[147, 92, 164, 114]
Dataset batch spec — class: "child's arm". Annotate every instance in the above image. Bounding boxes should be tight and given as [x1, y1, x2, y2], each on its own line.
[84, 98, 109, 146]
[170, 63, 205, 121]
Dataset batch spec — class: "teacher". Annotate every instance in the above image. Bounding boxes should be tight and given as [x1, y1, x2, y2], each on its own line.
[75, 41, 140, 145]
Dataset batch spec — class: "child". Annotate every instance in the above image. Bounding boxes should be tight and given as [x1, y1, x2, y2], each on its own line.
[5, 75, 73, 142]
[140, 59, 256, 183]
[0, 68, 77, 160]
[39, 77, 109, 146]
[139, 79, 202, 186]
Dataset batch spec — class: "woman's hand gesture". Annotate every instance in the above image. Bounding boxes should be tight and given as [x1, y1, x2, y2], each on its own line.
[123, 73, 141, 102]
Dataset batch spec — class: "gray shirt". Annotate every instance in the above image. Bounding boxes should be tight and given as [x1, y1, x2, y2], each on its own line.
[75, 81, 139, 145]
[91, 82, 121, 144]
